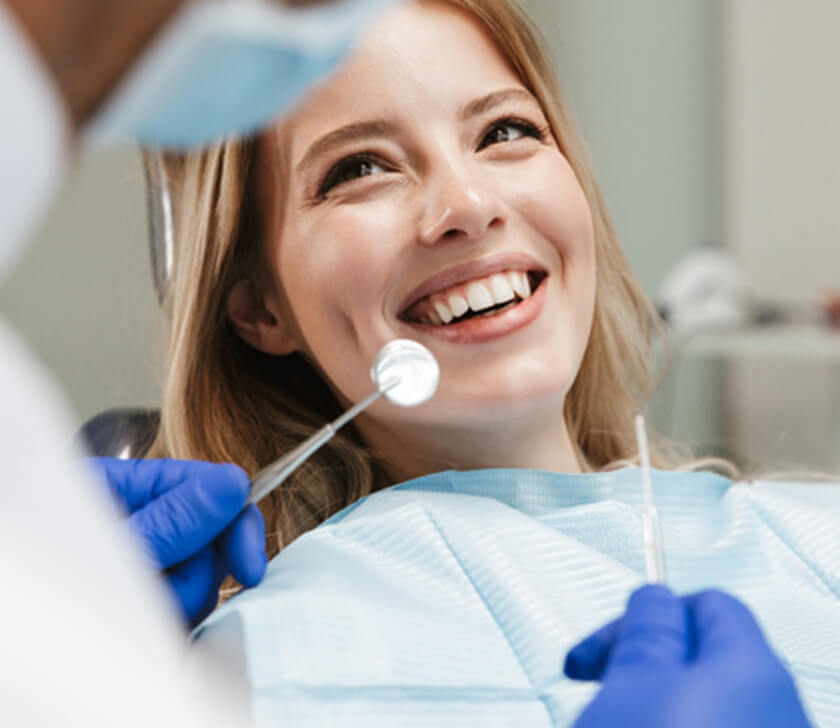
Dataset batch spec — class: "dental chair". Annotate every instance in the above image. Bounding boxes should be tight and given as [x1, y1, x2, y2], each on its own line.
[79, 407, 161, 458]
[77, 152, 172, 459]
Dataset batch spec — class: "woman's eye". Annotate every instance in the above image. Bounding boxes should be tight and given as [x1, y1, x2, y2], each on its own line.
[478, 119, 543, 151]
[319, 155, 387, 196]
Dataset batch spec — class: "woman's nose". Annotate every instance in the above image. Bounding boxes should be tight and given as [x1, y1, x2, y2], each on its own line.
[418, 161, 504, 246]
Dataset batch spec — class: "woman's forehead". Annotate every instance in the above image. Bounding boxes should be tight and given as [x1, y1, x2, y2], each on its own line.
[283, 1, 525, 156]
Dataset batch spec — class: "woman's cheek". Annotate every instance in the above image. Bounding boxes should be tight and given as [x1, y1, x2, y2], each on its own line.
[282, 220, 399, 344]
[503, 155, 591, 251]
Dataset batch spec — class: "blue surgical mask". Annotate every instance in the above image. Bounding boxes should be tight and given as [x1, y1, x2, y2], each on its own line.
[85, 0, 399, 148]
[194, 468, 840, 727]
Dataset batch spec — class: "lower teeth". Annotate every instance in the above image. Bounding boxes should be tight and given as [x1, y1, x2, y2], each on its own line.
[433, 300, 518, 324]
[479, 300, 517, 317]
[420, 297, 524, 326]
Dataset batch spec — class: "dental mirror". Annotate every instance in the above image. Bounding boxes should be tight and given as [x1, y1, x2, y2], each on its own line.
[247, 339, 438, 506]
[371, 338, 439, 407]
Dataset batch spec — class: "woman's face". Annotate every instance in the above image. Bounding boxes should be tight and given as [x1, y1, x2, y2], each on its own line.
[257, 0, 595, 441]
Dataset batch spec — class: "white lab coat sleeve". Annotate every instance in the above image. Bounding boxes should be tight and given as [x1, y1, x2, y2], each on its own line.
[0, 6, 249, 727]
[0, 324, 250, 727]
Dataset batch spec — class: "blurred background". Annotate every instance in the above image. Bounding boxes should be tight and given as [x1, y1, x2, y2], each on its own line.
[1, 0, 839, 472]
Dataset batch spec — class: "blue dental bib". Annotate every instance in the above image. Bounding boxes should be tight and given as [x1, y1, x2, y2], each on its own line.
[195, 468, 840, 726]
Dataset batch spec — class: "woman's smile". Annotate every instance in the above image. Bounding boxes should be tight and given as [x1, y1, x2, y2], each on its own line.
[395, 252, 550, 345]
[400, 273, 548, 345]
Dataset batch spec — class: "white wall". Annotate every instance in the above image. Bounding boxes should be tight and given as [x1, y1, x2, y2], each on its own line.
[724, 0, 840, 470]
[524, 0, 726, 450]
[525, 0, 724, 293]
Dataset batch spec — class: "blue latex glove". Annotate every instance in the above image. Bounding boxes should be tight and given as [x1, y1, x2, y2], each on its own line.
[91, 458, 267, 626]
[564, 585, 811, 728]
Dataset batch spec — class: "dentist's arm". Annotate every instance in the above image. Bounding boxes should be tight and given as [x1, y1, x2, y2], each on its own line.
[90, 458, 267, 626]
[565, 585, 812, 728]
[4, 0, 188, 129]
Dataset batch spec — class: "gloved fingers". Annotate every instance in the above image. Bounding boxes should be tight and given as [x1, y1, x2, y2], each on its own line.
[89, 457, 185, 510]
[167, 544, 222, 626]
[219, 504, 267, 588]
[130, 466, 250, 568]
[605, 584, 690, 677]
[564, 616, 622, 681]
[191, 585, 223, 628]
[565, 585, 688, 681]
[684, 589, 774, 662]
[87, 457, 149, 511]
[685, 590, 812, 726]
[89, 457, 246, 511]
[190, 557, 227, 628]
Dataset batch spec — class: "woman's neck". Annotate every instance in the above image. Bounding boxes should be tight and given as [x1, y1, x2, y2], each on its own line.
[357, 403, 584, 484]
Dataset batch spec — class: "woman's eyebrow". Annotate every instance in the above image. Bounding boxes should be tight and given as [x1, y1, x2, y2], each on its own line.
[459, 88, 536, 121]
[296, 119, 400, 175]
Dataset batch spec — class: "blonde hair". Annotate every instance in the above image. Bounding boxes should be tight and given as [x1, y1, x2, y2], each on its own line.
[148, 0, 684, 557]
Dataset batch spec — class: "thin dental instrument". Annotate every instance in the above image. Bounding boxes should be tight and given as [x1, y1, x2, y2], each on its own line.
[247, 339, 439, 507]
[635, 414, 667, 583]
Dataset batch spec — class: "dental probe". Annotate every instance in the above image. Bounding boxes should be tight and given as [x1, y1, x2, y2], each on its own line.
[634, 414, 668, 583]
[247, 339, 440, 507]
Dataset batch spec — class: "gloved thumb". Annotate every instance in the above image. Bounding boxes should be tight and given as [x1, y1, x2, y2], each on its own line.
[602, 584, 690, 678]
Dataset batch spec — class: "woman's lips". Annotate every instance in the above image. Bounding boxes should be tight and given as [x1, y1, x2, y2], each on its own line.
[401, 269, 535, 325]
[396, 252, 548, 316]
[399, 274, 548, 345]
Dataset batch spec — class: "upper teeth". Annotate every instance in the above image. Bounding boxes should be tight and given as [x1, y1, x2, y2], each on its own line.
[413, 270, 533, 326]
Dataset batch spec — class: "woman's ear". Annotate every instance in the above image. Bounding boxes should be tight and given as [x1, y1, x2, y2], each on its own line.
[227, 278, 300, 356]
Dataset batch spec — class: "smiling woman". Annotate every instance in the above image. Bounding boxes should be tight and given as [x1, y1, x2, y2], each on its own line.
[148, 0, 659, 549]
[145, 1, 840, 725]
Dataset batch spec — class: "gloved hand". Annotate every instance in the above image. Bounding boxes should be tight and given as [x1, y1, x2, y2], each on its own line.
[564, 585, 811, 728]
[90, 457, 267, 627]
